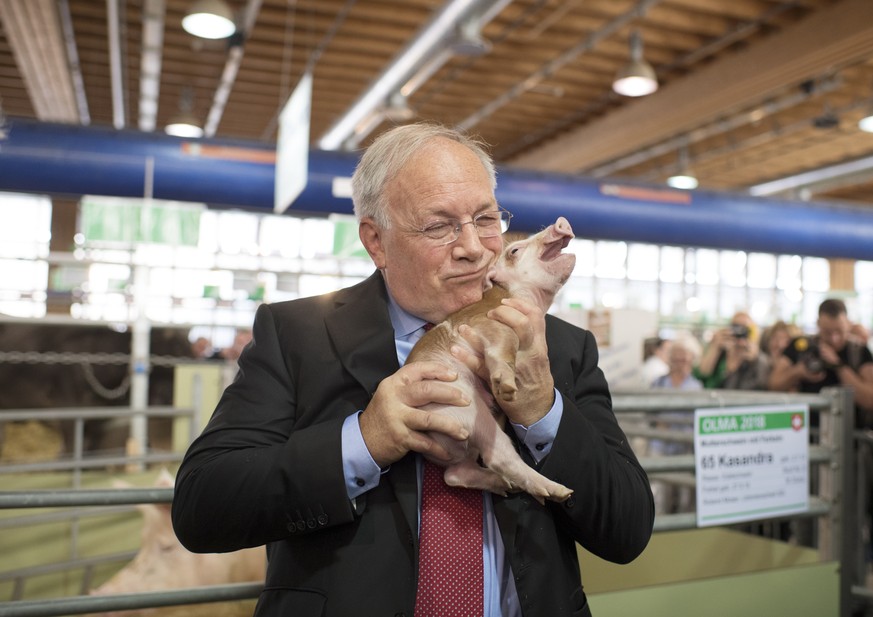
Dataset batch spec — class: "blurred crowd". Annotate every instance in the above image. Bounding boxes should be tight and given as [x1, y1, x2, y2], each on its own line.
[639, 297, 873, 525]
[640, 298, 873, 427]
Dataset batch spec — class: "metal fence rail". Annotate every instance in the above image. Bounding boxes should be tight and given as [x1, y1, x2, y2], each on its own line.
[0, 583, 263, 617]
[0, 406, 197, 476]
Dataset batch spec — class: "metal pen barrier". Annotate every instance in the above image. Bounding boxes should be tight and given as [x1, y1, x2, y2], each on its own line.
[0, 388, 862, 616]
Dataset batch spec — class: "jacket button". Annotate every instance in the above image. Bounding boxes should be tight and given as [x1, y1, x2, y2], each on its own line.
[286, 522, 297, 533]
[296, 520, 306, 532]
[565, 495, 576, 508]
[317, 514, 329, 526]
[307, 518, 317, 529]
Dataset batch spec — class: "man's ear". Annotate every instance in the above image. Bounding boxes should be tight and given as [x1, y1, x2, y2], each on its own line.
[359, 219, 386, 269]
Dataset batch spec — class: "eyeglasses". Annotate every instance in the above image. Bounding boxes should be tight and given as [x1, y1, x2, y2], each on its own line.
[412, 209, 512, 246]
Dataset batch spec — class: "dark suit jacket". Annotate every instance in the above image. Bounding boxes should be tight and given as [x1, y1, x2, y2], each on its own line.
[172, 272, 654, 617]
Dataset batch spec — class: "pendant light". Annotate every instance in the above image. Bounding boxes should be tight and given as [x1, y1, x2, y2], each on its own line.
[612, 30, 658, 98]
[667, 145, 698, 190]
[182, 0, 236, 40]
[165, 87, 203, 138]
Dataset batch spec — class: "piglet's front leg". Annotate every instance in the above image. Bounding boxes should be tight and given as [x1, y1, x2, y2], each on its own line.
[457, 318, 519, 403]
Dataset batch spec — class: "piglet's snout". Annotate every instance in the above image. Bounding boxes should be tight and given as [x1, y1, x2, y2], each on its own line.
[549, 216, 574, 245]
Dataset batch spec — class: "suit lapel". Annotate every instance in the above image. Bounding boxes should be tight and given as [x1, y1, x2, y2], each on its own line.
[325, 272, 398, 394]
[323, 271, 420, 539]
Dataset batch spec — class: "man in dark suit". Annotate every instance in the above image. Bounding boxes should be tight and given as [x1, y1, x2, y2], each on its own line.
[172, 123, 654, 616]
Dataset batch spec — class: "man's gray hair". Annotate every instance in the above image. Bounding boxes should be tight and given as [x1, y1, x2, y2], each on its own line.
[351, 123, 497, 228]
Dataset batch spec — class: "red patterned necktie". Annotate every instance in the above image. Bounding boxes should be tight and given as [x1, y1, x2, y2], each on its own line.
[414, 459, 484, 616]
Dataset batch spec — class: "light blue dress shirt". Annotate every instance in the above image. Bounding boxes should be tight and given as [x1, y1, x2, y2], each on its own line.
[340, 294, 563, 616]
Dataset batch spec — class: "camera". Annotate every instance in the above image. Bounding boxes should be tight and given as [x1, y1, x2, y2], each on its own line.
[797, 338, 825, 373]
[729, 324, 750, 339]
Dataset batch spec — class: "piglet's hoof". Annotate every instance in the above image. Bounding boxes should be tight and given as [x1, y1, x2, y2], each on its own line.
[491, 373, 517, 402]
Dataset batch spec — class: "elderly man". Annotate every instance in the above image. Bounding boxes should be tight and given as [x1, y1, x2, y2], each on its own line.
[172, 123, 654, 617]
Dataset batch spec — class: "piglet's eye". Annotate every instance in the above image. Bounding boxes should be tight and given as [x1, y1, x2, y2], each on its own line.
[509, 247, 520, 255]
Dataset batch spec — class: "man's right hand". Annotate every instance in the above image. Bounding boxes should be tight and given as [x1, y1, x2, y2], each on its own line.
[359, 361, 471, 468]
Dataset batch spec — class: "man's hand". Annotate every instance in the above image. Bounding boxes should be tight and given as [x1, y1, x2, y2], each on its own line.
[711, 327, 734, 351]
[359, 361, 470, 468]
[454, 297, 554, 427]
[818, 341, 842, 369]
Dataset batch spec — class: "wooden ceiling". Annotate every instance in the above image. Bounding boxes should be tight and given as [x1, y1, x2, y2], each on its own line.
[2, 0, 873, 207]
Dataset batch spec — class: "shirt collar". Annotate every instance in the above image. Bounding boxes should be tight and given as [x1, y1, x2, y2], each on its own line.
[386, 291, 429, 340]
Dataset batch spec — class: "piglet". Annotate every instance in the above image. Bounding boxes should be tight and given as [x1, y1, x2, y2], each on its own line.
[89, 469, 265, 617]
[407, 216, 576, 504]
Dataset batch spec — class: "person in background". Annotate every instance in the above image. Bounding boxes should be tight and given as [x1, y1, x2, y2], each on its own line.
[190, 336, 213, 359]
[759, 320, 801, 383]
[760, 320, 801, 363]
[770, 300, 873, 554]
[171, 122, 654, 617]
[651, 339, 703, 391]
[210, 329, 253, 363]
[641, 336, 671, 388]
[694, 311, 770, 390]
[770, 298, 873, 427]
[648, 339, 701, 514]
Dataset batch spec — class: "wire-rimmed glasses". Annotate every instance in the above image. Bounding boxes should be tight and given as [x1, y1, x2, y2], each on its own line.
[413, 208, 512, 246]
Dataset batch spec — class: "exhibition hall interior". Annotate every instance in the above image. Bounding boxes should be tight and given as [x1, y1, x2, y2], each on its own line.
[1, 0, 873, 615]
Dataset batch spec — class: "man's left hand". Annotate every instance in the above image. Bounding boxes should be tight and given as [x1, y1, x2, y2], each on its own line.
[453, 297, 554, 427]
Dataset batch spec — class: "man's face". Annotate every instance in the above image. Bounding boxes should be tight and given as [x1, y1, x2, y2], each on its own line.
[359, 138, 503, 323]
[818, 313, 850, 351]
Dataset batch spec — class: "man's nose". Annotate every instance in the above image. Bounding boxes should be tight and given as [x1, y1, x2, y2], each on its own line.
[452, 222, 486, 255]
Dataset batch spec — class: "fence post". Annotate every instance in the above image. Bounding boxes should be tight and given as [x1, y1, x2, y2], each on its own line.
[821, 387, 856, 617]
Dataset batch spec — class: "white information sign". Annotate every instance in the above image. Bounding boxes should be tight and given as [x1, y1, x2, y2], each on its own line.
[274, 71, 312, 213]
[694, 405, 808, 527]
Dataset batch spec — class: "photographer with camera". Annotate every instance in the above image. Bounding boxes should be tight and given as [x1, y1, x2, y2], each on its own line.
[769, 298, 873, 428]
[694, 311, 770, 390]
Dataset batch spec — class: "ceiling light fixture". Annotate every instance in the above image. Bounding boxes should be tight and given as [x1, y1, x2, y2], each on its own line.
[612, 30, 658, 98]
[165, 87, 203, 138]
[667, 145, 698, 190]
[182, 0, 236, 40]
[165, 114, 204, 138]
